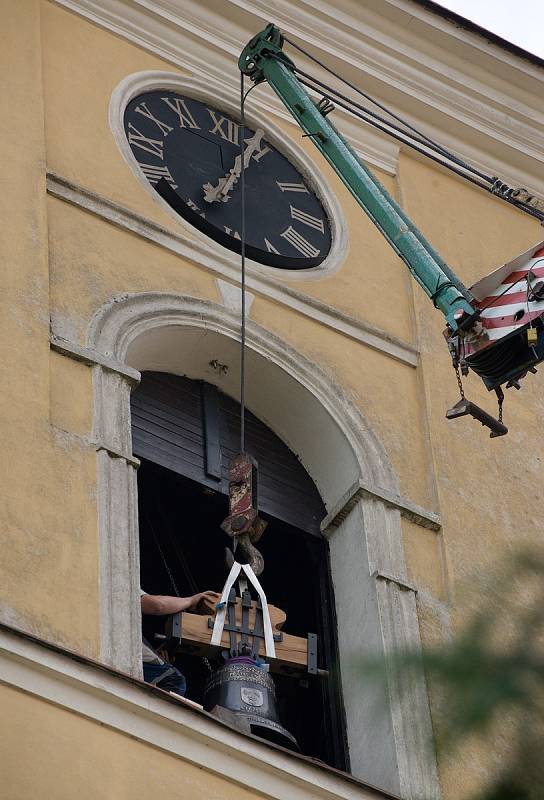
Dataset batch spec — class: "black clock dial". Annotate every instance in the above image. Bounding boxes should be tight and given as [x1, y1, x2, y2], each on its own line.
[124, 91, 332, 269]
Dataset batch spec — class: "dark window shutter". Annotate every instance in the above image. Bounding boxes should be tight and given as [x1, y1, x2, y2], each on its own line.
[131, 372, 325, 534]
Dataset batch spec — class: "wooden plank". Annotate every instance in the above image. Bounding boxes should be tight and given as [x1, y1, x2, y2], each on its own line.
[132, 400, 204, 439]
[131, 371, 326, 534]
[178, 601, 308, 671]
[132, 430, 205, 469]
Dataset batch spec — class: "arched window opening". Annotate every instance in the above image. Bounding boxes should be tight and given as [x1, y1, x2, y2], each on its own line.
[132, 371, 348, 769]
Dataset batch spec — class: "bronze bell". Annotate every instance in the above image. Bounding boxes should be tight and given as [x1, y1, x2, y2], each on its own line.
[203, 657, 299, 751]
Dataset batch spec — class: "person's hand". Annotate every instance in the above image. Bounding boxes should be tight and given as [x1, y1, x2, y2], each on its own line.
[157, 647, 170, 663]
[186, 590, 221, 615]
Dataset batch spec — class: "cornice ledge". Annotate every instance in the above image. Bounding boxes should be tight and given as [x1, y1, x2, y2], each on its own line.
[223, 0, 543, 161]
[49, 423, 141, 469]
[51, 0, 398, 175]
[0, 624, 394, 800]
[50, 332, 142, 383]
[383, 0, 544, 79]
[52, 0, 544, 196]
[46, 171, 419, 369]
[321, 478, 442, 533]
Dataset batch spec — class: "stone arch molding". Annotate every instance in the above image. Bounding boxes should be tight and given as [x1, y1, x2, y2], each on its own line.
[109, 71, 348, 283]
[89, 292, 439, 800]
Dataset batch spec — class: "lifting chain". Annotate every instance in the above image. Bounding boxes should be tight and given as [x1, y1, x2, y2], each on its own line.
[496, 386, 505, 424]
[455, 363, 465, 401]
[453, 362, 506, 432]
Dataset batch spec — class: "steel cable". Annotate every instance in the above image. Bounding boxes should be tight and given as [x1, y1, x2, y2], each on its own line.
[295, 73, 494, 193]
[240, 72, 247, 453]
[293, 70, 495, 183]
[238, 77, 259, 452]
[282, 35, 493, 182]
[275, 37, 544, 223]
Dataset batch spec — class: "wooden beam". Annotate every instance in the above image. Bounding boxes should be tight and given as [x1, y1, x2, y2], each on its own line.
[177, 601, 308, 672]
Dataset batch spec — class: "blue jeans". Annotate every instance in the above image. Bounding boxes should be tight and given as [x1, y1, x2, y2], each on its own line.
[143, 662, 187, 696]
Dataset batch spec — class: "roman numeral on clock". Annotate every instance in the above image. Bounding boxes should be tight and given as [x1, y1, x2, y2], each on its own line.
[138, 162, 177, 189]
[264, 238, 280, 254]
[162, 97, 200, 129]
[280, 226, 320, 258]
[208, 110, 240, 144]
[134, 102, 173, 136]
[290, 205, 325, 233]
[186, 199, 205, 217]
[276, 181, 309, 193]
[127, 123, 164, 159]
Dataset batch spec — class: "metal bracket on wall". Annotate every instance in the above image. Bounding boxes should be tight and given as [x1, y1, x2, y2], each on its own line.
[160, 611, 183, 659]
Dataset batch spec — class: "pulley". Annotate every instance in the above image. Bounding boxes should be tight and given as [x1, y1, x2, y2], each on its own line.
[221, 453, 267, 576]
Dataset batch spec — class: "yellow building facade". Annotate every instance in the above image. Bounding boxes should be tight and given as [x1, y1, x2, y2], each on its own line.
[1, 1, 543, 799]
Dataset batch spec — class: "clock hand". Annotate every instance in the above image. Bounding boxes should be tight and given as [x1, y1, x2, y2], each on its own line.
[203, 128, 265, 204]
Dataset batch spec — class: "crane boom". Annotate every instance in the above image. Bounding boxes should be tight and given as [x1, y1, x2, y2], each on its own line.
[239, 25, 544, 436]
[239, 25, 475, 333]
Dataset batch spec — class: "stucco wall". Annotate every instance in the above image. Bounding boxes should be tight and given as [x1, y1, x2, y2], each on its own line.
[0, 0, 100, 656]
[0, 683, 268, 800]
[398, 153, 542, 796]
[0, 2, 542, 799]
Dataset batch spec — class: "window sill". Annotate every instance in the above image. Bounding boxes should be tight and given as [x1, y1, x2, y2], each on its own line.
[0, 621, 397, 800]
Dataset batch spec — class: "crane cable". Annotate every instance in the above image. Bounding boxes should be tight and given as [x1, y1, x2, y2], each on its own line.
[283, 36, 492, 180]
[278, 35, 544, 224]
[238, 75, 259, 452]
[240, 72, 247, 453]
[295, 73, 494, 193]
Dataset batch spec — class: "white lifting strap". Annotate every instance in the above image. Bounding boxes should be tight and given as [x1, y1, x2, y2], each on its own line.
[210, 561, 276, 658]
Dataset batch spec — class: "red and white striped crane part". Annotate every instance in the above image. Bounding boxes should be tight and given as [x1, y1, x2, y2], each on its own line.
[475, 245, 544, 342]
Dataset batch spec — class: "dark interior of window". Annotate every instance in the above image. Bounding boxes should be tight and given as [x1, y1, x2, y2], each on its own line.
[133, 372, 348, 769]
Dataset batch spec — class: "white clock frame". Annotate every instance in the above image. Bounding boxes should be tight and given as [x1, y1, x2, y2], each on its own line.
[109, 71, 348, 283]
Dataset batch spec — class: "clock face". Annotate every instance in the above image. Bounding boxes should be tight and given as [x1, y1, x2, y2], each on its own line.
[124, 91, 332, 269]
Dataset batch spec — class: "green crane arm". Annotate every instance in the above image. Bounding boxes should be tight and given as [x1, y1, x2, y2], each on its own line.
[239, 25, 476, 333]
